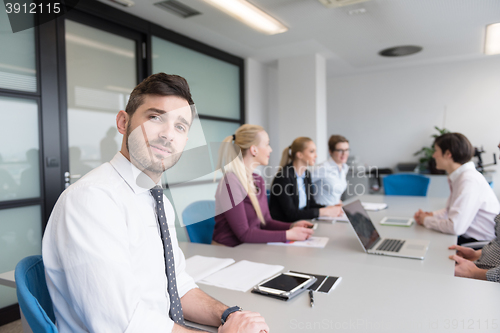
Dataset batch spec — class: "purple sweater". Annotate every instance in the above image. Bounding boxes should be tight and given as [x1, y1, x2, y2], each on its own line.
[213, 172, 289, 247]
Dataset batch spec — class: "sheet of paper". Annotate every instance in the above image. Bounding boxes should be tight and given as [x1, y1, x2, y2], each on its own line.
[334, 212, 349, 222]
[185, 255, 235, 282]
[199, 260, 284, 292]
[267, 236, 329, 248]
[361, 202, 388, 211]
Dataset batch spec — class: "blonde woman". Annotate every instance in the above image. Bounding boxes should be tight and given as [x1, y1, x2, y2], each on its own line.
[212, 125, 313, 247]
[269, 137, 343, 222]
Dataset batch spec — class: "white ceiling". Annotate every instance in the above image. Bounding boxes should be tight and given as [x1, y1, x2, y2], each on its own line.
[98, 0, 500, 77]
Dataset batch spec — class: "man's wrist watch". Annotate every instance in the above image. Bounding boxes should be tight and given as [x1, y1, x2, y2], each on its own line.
[221, 306, 242, 325]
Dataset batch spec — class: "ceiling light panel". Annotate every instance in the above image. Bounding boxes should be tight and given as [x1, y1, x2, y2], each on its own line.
[485, 23, 500, 55]
[201, 0, 288, 35]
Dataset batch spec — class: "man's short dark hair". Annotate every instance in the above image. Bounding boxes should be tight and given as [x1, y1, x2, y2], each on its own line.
[328, 135, 349, 153]
[125, 73, 194, 118]
[434, 132, 474, 165]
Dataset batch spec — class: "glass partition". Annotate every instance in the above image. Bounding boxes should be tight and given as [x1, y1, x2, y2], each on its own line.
[0, 205, 42, 308]
[0, 96, 40, 201]
[152, 36, 240, 120]
[65, 19, 136, 184]
[152, 36, 242, 241]
[0, 9, 36, 92]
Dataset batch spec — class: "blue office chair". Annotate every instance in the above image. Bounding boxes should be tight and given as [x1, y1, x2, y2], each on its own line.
[15, 255, 58, 333]
[383, 174, 430, 196]
[182, 200, 216, 244]
[266, 188, 271, 203]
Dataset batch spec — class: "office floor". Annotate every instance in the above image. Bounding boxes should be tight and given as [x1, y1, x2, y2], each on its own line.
[0, 320, 22, 333]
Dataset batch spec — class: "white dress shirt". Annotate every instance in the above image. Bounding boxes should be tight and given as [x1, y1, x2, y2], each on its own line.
[296, 171, 307, 209]
[42, 152, 197, 333]
[423, 161, 500, 240]
[311, 157, 349, 206]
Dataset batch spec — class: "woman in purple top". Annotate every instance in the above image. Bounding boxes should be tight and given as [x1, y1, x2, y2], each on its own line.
[213, 124, 314, 247]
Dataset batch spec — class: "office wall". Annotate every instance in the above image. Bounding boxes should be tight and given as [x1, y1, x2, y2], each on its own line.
[327, 56, 500, 197]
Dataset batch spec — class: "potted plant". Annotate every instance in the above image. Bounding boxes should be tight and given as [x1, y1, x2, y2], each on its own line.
[414, 126, 449, 174]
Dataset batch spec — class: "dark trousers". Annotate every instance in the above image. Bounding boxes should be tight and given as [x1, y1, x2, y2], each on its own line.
[457, 235, 479, 245]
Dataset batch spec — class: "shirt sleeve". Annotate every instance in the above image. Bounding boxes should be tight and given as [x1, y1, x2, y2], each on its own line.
[263, 219, 292, 231]
[432, 208, 448, 220]
[423, 179, 481, 235]
[222, 179, 287, 243]
[486, 266, 500, 283]
[46, 186, 175, 333]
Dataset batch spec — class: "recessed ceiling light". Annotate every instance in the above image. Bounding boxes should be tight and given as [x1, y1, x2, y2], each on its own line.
[485, 23, 500, 55]
[379, 45, 423, 57]
[109, 0, 134, 7]
[201, 0, 288, 35]
[155, 1, 201, 18]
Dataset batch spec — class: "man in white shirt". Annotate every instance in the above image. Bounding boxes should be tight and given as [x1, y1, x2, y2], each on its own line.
[42, 73, 269, 333]
[414, 133, 499, 244]
[311, 135, 349, 206]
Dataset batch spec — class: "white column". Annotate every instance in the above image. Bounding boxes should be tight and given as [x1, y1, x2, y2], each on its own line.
[277, 54, 328, 163]
[245, 58, 268, 128]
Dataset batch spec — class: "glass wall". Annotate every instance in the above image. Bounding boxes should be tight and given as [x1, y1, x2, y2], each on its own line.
[0, 97, 40, 201]
[0, 9, 36, 92]
[152, 37, 240, 120]
[0, 9, 41, 312]
[152, 36, 242, 240]
[0, 206, 42, 308]
[65, 20, 136, 184]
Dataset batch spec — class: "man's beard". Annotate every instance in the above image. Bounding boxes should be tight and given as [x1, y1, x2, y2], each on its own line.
[126, 123, 183, 175]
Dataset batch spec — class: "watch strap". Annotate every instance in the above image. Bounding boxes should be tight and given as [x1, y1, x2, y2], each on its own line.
[221, 306, 242, 325]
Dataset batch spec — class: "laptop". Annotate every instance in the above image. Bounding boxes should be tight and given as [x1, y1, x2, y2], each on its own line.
[343, 200, 429, 260]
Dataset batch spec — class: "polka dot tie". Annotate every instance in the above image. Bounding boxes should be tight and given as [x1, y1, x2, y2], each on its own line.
[150, 186, 184, 324]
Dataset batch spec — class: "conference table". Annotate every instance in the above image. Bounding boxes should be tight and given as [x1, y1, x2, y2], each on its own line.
[180, 195, 500, 333]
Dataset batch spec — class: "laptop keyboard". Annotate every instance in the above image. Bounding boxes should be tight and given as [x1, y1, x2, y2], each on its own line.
[376, 239, 405, 252]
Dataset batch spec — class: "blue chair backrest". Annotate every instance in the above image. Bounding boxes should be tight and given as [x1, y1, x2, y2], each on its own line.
[15, 255, 58, 333]
[182, 200, 216, 244]
[383, 174, 430, 196]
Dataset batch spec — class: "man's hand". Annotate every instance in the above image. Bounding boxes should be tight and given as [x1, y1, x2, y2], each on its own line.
[414, 209, 433, 225]
[218, 311, 269, 333]
[290, 220, 313, 229]
[450, 255, 487, 280]
[448, 245, 481, 261]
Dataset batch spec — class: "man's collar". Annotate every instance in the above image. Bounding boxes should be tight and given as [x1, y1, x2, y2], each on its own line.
[449, 161, 475, 183]
[326, 157, 347, 171]
[110, 152, 161, 194]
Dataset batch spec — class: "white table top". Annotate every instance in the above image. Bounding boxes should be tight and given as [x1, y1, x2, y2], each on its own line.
[179, 195, 500, 333]
[0, 270, 16, 288]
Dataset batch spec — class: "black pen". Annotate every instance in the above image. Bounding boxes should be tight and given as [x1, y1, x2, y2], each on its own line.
[309, 290, 314, 308]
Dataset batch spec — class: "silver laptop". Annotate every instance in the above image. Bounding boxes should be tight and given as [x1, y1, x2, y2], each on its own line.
[343, 200, 429, 260]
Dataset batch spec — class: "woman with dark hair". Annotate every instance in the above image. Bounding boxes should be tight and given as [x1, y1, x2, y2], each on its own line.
[269, 137, 343, 222]
[414, 133, 500, 244]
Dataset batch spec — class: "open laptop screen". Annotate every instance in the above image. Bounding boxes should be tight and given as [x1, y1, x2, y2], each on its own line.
[343, 200, 381, 250]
